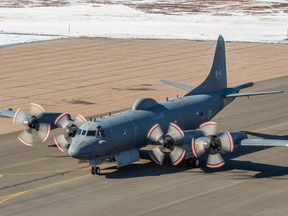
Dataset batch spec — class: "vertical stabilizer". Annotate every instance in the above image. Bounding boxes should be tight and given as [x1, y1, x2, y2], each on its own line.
[185, 36, 227, 96]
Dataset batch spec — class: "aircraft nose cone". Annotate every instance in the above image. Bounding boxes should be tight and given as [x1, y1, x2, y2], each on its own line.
[68, 145, 79, 158]
[68, 138, 92, 159]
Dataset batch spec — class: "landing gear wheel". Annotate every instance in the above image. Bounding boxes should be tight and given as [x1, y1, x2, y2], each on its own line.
[95, 167, 100, 175]
[185, 158, 193, 167]
[91, 166, 96, 175]
[192, 157, 200, 168]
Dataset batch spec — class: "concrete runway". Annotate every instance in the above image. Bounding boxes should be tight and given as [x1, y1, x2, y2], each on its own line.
[1, 38, 288, 215]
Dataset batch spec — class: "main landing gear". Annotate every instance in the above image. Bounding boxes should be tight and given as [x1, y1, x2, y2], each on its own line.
[185, 157, 200, 168]
[91, 166, 101, 175]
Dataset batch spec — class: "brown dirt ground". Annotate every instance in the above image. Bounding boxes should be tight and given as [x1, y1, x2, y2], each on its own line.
[0, 37, 288, 135]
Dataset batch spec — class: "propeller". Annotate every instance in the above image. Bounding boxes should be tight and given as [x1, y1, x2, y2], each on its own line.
[53, 113, 87, 152]
[191, 121, 234, 168]
[147, 122, 186, 166]
[14, 103, 51, 147]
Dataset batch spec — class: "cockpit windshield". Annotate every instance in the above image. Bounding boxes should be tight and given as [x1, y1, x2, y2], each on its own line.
[87, 130, 96, 137]
[76, 129, 82, 136]
[96, 130, 106, 138]
[76, 128, 106, 138]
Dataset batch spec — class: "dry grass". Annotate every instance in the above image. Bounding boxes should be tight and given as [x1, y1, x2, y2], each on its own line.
[0, 0, 287, 15]
[0, 0, 69, 8]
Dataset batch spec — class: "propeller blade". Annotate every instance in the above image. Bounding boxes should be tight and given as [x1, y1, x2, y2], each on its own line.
[18, 129, 33, 147]
[149, 146, 165, 165]
[54, 113, 70, 128]
[75, 114, 87, 126]
[191, 137, 206, 158]
[219, 132, 234, 152]
[167, 122, 185, 141]
[207, 150, 225, 168]
[30, 103, 45, 118]
[199, 121, 217, 136]
[38, 124, 51, 142]
[147, 123, 164, 143]
[54, 134, 70, 153]
[169, 146, 186, 166]
[13, 108, 27, 125]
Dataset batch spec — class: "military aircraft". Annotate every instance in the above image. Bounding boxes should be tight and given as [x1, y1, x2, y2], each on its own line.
[1, 36, 287, 175]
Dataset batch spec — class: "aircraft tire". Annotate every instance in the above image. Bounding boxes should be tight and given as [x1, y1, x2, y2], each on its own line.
[91, 166, 96, 175]
[193, 158, 200, 168]
[95, 167, 100, 175]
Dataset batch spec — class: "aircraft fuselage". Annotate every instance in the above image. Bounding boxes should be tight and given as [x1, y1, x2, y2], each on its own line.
[68, 92, 232, 161]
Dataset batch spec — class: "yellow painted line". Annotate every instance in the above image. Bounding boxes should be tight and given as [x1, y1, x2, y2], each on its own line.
[0, 159, 149, 204]
[253, 121, 288, 132]
[0, 174, 3, 178]
[0, 174, 91, 204]
[1, 167, 90, 176]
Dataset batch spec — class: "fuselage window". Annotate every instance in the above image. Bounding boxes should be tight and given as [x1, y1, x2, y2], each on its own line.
[81, 130, 87, 136]
[96, 130, 106, 138]
[76, 129, 82, 136]
[87, 130, 96, 137]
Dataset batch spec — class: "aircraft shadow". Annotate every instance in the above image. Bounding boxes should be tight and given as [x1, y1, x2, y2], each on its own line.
[104, 148, 288, 179]
[242, 131, 288, 140]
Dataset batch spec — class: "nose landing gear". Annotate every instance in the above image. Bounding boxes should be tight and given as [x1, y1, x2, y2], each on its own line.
[91, 166, 101, 175]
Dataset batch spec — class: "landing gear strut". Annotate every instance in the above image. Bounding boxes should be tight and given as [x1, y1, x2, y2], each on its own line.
[91, 166, 101, 175]
[186, 157, 200, 168]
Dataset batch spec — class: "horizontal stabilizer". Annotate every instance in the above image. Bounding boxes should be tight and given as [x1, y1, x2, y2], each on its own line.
[240, 139, 288, 147]
[231, 82, 254, 91]
[224, 91, 283, 98]
[161, 80, 194, 91]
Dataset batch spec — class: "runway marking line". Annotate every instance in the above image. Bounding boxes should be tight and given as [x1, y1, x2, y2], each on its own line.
[1, 120, 286, 205]
[253, 121, 288, 132]
[0, 174, 91, 204]
[0, 167, 90, 177]
[0, 159, 148, 204]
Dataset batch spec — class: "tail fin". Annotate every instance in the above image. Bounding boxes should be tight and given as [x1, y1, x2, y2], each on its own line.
[185, 35, 227, 96]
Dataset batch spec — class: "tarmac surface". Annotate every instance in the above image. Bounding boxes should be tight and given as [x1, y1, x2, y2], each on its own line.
[1, 38, 288, 215]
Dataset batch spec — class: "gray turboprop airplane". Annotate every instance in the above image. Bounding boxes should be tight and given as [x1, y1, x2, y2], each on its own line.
[1, 36, 287, 175]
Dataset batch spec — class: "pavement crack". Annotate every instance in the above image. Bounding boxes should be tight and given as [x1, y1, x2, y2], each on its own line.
[0, 166, 90, 191]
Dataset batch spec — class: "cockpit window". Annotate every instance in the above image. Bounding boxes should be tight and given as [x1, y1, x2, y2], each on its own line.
[96, 130, 106, 138]
[81, 130, 87, 136]
[76, 129, 82, 136]
[87, 130, 96, 137]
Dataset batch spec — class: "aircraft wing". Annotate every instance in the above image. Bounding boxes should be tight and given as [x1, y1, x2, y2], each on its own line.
[0, 108, 32, 119]
[224, 91, 283, 98]
[161, 80, 194, 91]
[239, 139, 288, 147]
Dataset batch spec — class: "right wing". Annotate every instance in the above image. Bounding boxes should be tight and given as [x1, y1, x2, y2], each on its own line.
[0, 108, 32, 121]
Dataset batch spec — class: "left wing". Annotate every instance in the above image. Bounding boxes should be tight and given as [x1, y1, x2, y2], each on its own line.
[239, 139, 288, 147]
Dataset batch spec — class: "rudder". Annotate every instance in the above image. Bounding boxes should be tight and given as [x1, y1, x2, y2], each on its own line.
[185, 35, 227, 96]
